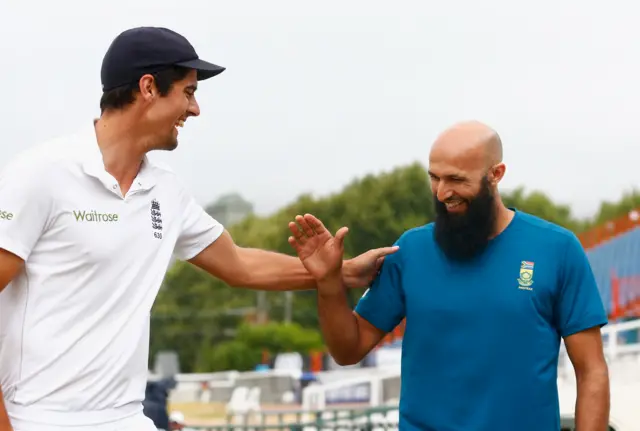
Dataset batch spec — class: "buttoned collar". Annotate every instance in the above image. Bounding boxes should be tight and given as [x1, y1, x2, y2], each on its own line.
[79, 121, 158, 198]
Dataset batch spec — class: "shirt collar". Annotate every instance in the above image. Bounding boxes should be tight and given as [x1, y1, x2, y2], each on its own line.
[80, 121, 158, 195]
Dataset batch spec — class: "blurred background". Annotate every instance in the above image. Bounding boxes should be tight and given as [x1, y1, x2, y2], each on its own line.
[2, 1, 640, 430]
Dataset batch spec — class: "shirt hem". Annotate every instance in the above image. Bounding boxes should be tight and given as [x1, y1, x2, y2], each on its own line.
[0, 236, 29, 261]
[560, 316, 608, 338]
[177, 224, 224, 261]
[6, 401, 142, 427]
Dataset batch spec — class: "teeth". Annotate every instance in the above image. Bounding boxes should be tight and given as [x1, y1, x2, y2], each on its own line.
[446, 201, 462, 208]
[176, 120, 185, 128]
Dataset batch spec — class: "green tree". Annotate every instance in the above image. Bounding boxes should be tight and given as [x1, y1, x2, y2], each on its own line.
[501, 186, 582, 232]
[198, 322, 324, 372]
[592, 189, 640, 226]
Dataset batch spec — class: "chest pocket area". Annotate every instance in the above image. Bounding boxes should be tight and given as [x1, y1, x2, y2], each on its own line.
[498, 261, 558, 327]
[57, 209, 132, 264]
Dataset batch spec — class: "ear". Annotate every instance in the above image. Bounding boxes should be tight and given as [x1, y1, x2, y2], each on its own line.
[489, 162, 506, 185]
[138, 74, 157, 102]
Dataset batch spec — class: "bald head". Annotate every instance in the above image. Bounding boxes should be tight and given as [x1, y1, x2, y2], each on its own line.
[428, 120, 506, 208]
[430, 120, 503, 169]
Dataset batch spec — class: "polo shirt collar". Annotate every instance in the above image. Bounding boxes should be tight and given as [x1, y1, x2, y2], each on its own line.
[79, 122, 158, 196]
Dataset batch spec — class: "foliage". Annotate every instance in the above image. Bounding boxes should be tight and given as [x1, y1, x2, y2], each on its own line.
[592, 189, 640, 226]
[196, 322, 323, 372]
[150, 162, 638, 372]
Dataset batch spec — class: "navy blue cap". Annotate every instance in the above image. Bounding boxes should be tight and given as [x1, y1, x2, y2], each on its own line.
[101, 27, 225, 91]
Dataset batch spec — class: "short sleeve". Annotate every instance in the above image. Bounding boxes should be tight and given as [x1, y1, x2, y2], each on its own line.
[554, 233, 608, 338]
[354, 239, 406, 333]
[173, 188, 224, 261]
[0, 161, 53, 261]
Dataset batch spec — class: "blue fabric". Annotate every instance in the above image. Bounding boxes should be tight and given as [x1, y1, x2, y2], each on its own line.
[355, 210, 608, 431]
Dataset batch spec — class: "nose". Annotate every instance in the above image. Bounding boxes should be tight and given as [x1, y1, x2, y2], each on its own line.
[188, 97, 200, 117]
[436, 182, 453, 203]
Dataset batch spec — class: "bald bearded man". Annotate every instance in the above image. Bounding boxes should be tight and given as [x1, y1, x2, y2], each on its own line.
[286, 121, 610, 431]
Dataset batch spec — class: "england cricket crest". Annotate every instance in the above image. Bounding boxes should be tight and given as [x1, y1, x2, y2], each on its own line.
[517, 261, 535, 290]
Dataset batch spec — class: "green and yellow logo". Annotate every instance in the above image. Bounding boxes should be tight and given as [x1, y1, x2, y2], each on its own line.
[73, 210, 119, 223]
[0, 210, 14, 221]
[517, 260, 535, 291]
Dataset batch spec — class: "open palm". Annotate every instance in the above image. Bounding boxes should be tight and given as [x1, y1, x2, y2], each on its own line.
[288, 214, 348, 281]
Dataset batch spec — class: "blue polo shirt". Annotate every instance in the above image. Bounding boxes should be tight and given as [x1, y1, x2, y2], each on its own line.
[355, 210, 608, 431]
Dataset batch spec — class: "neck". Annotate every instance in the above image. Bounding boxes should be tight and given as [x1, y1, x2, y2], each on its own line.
[94, 112, 150, 193]
[491, 196, 514, 238]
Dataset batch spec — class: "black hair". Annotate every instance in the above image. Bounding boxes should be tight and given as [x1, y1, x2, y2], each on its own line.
[99, 66, 192, 114]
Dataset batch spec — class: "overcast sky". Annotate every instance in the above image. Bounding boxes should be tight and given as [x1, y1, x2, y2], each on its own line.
[1, 0, 638, 220]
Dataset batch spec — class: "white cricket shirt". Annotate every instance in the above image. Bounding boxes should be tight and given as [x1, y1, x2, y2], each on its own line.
[0, 123, 224, 428]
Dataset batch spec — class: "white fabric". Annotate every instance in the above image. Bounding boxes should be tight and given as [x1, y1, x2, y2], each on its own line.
[0, 124, 224, 429]
[10, 411, 156, 431]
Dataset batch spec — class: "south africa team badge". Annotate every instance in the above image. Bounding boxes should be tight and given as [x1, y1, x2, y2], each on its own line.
[517, 261, 535, 291]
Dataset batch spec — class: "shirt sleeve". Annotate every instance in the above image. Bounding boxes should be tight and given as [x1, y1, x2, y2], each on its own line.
[354, 238, 406, 333]
[0, 159, 53, 261]
[173, 187, 224, 261]
[554, 232, 608, 338]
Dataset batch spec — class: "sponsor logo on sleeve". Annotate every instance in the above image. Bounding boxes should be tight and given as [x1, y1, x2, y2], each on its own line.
[0, 210, 14, 221]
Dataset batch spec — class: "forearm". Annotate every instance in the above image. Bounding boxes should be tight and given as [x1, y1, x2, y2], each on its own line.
[0, 386, 12, 431]
[238, 248, 318, 291]
[317, 275, 362, 365]
[574, 368, 610, 431]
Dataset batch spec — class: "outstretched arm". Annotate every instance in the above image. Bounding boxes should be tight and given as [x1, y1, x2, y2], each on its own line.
[175, 184, 397, 291]
[188, 228, 398, 291]
[189, 230, 317, 290]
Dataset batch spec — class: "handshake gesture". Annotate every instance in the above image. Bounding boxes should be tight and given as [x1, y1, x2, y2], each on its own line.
[287, 214, 398, 290]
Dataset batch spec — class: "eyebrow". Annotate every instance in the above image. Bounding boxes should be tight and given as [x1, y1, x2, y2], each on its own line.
[428, 170, 468, 181]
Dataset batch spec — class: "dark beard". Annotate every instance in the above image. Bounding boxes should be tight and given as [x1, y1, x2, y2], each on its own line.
[433, 176, 497, 262]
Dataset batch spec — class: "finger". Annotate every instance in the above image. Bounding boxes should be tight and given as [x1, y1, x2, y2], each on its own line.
[374, 246, 399, 258]
[334, 227, 349, 247]
[375, 256, 385, 270]
[303, 213, 328, 235]
[295, 214, 315, 238]
[288, 236, 303, 254]
[288, 222, 307, 245]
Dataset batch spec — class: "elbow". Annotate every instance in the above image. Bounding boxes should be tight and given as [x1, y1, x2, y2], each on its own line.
[223, 269, 254, 289]
[574, 361, 609, 388]
[334, 357, 361, 367]
[331, 351, 365, 367]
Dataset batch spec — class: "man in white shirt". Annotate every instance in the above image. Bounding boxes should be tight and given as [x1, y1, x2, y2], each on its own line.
[0, 27, 397, 431]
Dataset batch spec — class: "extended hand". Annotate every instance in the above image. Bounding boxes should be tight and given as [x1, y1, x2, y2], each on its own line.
[288, 214, 348, 281]
[342, 245, 399, 289]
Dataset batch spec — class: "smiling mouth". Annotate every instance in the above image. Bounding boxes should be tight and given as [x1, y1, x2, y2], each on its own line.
[445, 200, 466, 211]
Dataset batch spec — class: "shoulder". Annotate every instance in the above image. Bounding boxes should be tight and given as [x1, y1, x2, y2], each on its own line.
[2, 128, 95, 179]
[383, 223, 434, 266]
[511, 211, 586, 272]
[512, 211, 578, 248]
[0, 140, 77, 193]
[396, 223, 434, 247]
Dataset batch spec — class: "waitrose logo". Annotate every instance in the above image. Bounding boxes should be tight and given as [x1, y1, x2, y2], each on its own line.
[73, 210, 119, 223]
[0, 210, 14, 221]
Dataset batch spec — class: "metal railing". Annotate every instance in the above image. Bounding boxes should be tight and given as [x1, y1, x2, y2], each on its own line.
[181, 410, 615, 431]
